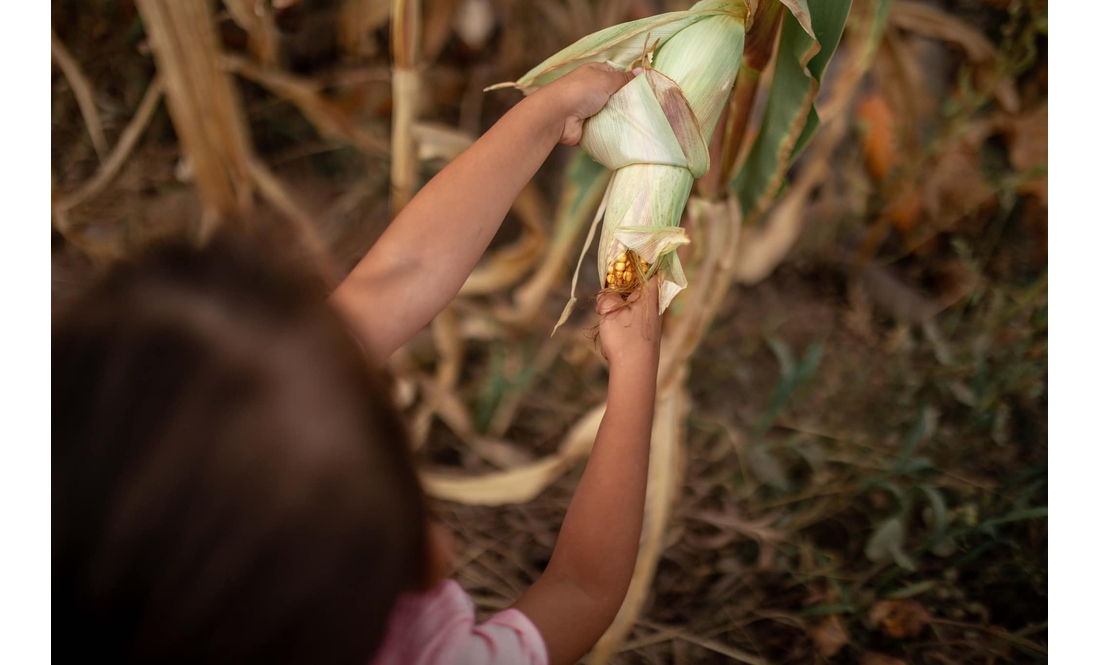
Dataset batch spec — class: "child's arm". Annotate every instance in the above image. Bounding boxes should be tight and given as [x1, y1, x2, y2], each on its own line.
[512, 283, 662, 665]
[329, 64, 635, 363]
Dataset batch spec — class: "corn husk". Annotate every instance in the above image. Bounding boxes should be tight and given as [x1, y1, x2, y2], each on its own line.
[493, 1, 748, 332]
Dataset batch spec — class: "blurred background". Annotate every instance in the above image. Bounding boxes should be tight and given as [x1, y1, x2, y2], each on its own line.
[50, 0, 1047, 662]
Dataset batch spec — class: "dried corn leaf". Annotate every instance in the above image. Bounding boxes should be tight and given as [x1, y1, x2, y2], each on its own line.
[222, 54, 389, 155]
[734, 145, 827, 284]
[57, 77, 165, 212]
[460, 183, 549, 295]
[51, 28, 108, 161]
[413, 121, 474, 162]
[733, 0, 888, 282]
[890, 0, 1019, 112]
[224, 0, 281, 66]
[420, 404, 606, 506]
[658, 197, 742, 391]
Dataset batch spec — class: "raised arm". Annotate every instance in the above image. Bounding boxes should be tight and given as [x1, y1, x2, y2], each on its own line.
[512, 283, 662, 665]
[329, 64, 635, 363]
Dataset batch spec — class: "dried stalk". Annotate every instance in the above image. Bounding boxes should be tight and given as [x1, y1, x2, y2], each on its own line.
[390, 0, 421, 214]
[57, 77, 165, 212]
[340, 0, 392, 59]
[222, 54, 390, 155]
[51, 28, 109, 161]
[410, 305, 465, 448]
[224, 0, 282, 66]
[135, 0, 255, 229]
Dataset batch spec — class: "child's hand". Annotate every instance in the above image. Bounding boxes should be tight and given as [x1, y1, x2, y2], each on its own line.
[536, 63, 639, 146]
[596, 279, 662, 369]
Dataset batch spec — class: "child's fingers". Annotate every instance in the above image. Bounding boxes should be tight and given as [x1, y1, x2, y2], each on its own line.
[597, 276, 660, 319]
[595, 292, 620, 317]
[583, 62, 637, 94]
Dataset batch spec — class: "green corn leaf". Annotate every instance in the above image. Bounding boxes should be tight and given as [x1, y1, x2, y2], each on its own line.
[732, 0, 853, 220]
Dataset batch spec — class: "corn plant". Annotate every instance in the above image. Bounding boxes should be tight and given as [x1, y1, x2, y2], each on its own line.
[492, 0, 853, 341]
[437, 1, 860, 659]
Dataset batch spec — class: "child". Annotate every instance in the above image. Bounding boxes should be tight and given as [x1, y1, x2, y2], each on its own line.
[53, 63, 660, 665]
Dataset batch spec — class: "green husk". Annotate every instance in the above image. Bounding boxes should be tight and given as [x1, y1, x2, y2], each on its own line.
[497, 1, 749, 332]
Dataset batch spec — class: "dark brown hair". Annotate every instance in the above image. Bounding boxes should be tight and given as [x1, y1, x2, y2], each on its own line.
[53, 232, 427, 664]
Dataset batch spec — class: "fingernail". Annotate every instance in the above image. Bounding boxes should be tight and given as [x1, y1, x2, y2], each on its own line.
[631, 67, 643, 77]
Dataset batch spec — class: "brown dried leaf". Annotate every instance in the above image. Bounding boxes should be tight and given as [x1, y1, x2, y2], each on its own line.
[869, 599, 932, 639]
[923, 145, 996, 228]
[224, 0, 281, 66]
[890, 1, 1019, 113]
[1003, 104, 1048, 207]
[857, 94, 898, 181]
[811, 614, 850, 658]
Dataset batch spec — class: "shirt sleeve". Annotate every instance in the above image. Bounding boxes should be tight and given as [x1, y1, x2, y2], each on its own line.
[370, 580, 548, 665]
[452, 607, 549, 665]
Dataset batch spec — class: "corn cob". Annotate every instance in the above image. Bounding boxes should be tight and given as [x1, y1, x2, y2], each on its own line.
[492, 1, 749, 332]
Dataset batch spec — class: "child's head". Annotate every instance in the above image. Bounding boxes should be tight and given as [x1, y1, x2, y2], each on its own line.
[53, 233, 431, 664]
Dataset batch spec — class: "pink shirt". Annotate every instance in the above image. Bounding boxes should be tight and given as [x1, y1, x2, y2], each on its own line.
[370, 580, 549, 665]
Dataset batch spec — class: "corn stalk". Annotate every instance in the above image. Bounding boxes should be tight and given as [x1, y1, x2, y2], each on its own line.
[420, 1, 859, 661]
[135, 0, 255, 231]
[391, 0, 421, 214]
